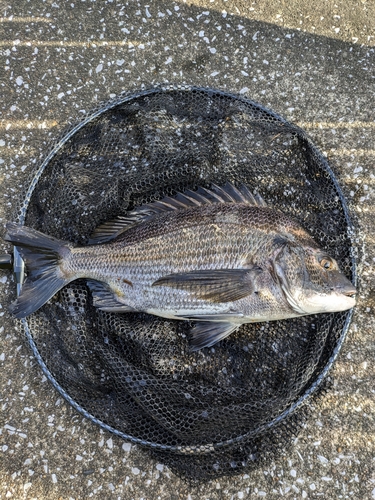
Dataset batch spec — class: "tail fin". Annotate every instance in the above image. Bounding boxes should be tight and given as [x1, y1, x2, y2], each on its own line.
[4, 223, 73, 318]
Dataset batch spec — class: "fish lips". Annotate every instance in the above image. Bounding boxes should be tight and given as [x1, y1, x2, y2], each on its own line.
[326, 270, 356, 298]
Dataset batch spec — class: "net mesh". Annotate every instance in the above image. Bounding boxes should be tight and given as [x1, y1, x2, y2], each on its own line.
[16, 86, 354, 479]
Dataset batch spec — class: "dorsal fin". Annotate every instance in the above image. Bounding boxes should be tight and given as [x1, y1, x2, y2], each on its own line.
[89, 183, 267, 244]
[135, 183, 268, 215]
[88, 214, 150, 244]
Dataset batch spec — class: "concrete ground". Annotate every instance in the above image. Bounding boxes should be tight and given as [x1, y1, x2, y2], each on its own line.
[0, 0, 374, 498]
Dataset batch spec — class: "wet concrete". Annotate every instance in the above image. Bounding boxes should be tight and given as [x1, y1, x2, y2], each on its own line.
[1, 0, 374, 498]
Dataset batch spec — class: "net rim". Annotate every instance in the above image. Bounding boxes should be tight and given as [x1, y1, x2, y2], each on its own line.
[15, 84, 356, 453]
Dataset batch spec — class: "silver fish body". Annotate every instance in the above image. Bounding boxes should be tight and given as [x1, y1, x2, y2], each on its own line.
[4, 184, 356, 350]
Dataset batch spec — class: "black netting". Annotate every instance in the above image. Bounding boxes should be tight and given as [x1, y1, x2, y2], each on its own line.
[15, 86, 355, 479]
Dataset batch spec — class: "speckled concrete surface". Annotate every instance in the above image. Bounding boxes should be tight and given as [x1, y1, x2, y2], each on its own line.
[1, 1, 374, 498]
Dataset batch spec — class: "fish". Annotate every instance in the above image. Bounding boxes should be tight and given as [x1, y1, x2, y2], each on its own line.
[3, 183, 356, 350]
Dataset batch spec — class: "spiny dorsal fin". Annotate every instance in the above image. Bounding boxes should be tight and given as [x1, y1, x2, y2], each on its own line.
[89, 183, 267, 244]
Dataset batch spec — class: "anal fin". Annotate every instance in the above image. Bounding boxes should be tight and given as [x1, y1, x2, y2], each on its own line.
[86, 280, 136, 312]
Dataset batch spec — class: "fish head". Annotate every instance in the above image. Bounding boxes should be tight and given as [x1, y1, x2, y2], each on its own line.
[271, 243, 356, 315]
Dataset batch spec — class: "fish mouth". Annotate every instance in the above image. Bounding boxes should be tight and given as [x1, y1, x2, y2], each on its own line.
[334, 283, 356, 298]
[328, 271, 356, 299]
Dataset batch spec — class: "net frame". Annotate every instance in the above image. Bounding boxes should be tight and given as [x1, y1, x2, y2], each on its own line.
[10, 85, 357, 478]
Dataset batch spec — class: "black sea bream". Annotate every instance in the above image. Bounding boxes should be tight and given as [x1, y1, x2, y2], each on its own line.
[4, 184, 356, 350]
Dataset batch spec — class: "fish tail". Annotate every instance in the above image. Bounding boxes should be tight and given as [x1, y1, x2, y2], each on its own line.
[4, 223, 73, 318]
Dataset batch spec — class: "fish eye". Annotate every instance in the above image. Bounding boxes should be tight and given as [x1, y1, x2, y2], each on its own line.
[319, 257, 334, 270]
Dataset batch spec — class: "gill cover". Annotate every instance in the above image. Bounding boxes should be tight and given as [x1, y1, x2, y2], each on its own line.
[271, 242, 308, 315]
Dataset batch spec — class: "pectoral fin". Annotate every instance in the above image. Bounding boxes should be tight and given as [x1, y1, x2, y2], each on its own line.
[152, 267, 262, 303]
[189, 321, 240, 351]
